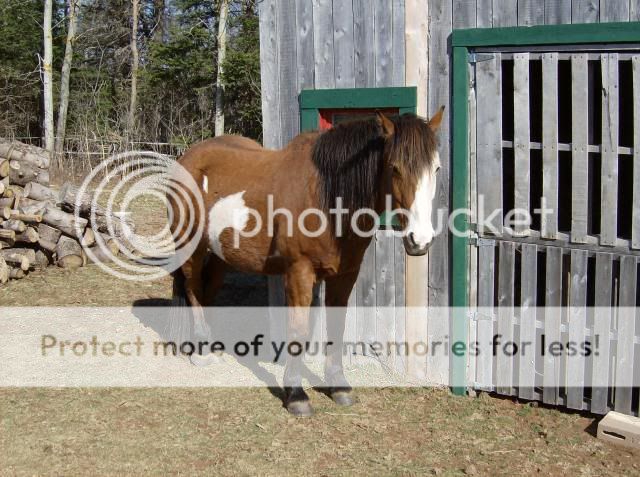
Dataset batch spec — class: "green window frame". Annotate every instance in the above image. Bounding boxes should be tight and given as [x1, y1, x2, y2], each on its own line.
[299, 86, 418, 227]
[450, 21, 640, 396]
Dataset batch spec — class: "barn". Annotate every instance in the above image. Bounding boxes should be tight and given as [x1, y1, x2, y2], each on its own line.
[258, 0, 640, 416]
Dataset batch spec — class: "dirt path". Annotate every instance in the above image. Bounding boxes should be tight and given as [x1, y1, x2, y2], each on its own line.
[1, 263, 639, 475]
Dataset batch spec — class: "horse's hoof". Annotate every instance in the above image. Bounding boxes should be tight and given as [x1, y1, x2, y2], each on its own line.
[330, 390, 354, 407]
[286, 400, 314, 417]
[189, 352, 221, 367]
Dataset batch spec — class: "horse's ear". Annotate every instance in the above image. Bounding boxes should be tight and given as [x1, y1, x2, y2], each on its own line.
[376, 111, 395, 138]
[428, 106, 445, 132]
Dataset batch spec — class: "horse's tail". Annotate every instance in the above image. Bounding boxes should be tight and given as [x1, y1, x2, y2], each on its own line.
[165, 267, 193, 347]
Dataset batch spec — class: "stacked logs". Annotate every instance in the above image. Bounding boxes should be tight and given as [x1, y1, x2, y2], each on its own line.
[0, 140, 131, 284]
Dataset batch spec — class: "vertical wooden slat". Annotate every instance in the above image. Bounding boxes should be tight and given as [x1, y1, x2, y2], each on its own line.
[427, 0, 452, 385]
[632, 56, 640, 249]
[632, 0, 640, 20]
[600, 53, 619, 246]
[259, 0, 280, 149]
[476, 54, 503, 235]
[591, 252, 613, 414]
[542, 53, 559, 240]
[571, 54, 589, 243]
[476, 241, 495, 390]
[332, 0, 355, 89]
[309, 282, 326, 363]
[468, 63, 478, 389]
[345, 276, 358, 367]
[453, 0, 477, 28]
[519, 243, 538, 400]
[312, 0, 335, 89]
[391, 0, 406, 87]
[614, 256, 637, 414]
[374, 0, 393, 87]
[513, 53, 531, 236]
[277, 0, 298, 143]
[543, 246, 562, 405]
[357, 241, 376, 357]
[567, 250, 588, 410]
[571, 0, 600, 22]
[476, 0, 493, 27]
[497, 241, 516, 395]
[600, 0, 630, 21]
[394, 235, 406, 375]
[544, 0, 572, 23]
[492, 0, 518, 26]
[295, 0, 315, 92]
[353, 0, 375, 88]
[375, 230, 396, 369]
[518, 0, 545, 25]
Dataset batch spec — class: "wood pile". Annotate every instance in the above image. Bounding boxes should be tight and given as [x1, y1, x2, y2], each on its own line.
[0, 140, 131, 284]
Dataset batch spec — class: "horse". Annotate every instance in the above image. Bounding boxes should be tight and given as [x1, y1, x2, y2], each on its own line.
[167, 109, 444, 416]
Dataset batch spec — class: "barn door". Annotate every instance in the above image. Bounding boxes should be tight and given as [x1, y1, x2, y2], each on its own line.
[468, 47, 640, 416]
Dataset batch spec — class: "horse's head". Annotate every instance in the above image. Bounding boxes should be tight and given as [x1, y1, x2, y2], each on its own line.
[377, 108, 444, 256]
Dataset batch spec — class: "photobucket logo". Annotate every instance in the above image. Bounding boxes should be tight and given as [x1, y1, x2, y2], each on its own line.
[76, 152, 205, 281]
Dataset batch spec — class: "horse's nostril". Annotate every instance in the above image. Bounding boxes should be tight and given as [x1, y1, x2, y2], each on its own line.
[408, 232, 416, 247]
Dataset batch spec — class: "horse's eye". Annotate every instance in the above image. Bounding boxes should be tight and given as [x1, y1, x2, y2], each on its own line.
[435, 165, 441, 174]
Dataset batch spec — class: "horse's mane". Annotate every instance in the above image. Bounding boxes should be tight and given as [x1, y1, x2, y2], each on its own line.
[311, 113, 437, 213]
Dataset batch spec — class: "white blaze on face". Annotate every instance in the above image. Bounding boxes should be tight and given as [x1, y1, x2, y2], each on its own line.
[407, 152, 440, 248]
[207, 191, 250, 260]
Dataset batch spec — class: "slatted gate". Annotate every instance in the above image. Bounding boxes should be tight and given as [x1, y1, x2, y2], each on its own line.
[468, 46, 640, 415]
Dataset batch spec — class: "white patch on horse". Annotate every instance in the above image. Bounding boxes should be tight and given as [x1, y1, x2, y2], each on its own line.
[207, 191, 250, 260]
[406, 152, 440, 248]
[202, 175, 209, 194]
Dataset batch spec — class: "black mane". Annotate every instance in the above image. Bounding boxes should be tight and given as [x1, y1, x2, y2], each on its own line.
[311, 113, 437, 213]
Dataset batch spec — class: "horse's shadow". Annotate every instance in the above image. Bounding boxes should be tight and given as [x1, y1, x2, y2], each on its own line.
[132, 271, 326, 405]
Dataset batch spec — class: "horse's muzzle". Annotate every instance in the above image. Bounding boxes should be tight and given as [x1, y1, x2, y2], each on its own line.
[403, 233, 433, 256]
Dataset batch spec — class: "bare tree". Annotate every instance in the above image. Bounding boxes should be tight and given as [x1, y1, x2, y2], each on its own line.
[55, 0, 80, 156]
[127, 0, 140, 136]
[42, 0, 54, 152]
[214, 0, 229, 137]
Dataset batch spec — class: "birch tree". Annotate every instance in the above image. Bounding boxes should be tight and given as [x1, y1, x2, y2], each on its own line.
[42, 0, 54, 153]
[127, 0, 140, 136]
[55, 0, 80, 156]
[214, 0, 229, 137]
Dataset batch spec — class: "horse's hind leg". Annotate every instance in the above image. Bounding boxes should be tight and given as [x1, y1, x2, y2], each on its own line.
[283, 259, 316, 417]
[323, 272, 358, 406]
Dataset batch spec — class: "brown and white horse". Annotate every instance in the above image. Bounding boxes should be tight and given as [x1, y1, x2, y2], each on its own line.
[168, 109, 444, 416]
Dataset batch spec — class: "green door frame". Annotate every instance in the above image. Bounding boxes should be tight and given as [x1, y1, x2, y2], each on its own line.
[450, 21, 640, 396]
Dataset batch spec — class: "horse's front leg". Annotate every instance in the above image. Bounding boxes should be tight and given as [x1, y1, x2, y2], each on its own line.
[324, 272, 358, 406]
[283, 259, 315, 416]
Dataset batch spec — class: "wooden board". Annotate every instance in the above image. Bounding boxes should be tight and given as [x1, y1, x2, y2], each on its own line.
[571, 0, 600, 23]
[259, 0, 280, 149]
[394, 234, 407, 375]
[476, 54, 503, 235]
[492, 0, 518, 26]
[375, 230, 396, 369]
[614, 256, 637, 414]
[352, 0, 375, 88]
[333, 0, 355, 88]
[277, 0, 299, 143]
[571, 54, 589, 243]
[541, 53, 559, 239]
[453, 0, 477, 29]
[312, 0, 335, 89]
[476, 240, 495, 390]
[357, 240, 376, 358]
[600, 53, 619, 246]
[600, 0, 630, 22]
[518, 0, 545, 25]
[295, 0, 314, 92]
[518, 243, 538, 400]
[374, 0, 393, 87]
[391, 0, 406, 86]
[633, 56, 640, 249]
[513, 53, 531, 236]
[476, 0, 493, 27]
[543, 246, 562, 405]
[567, 249, 588, 410]
[591, 252, 613, 414]
[544, 0, 571, 24]
[496, 241, 516, 395]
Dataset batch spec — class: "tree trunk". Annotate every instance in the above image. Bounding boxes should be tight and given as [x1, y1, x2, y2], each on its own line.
[54, 0, 80, 156]
[42, 0, 55, 153]
[127, 0, 140, 136]
[37, 223, 62, 252]
[24, 182, 57, 202]
[214, 0, 229, 137]
[0, 257, 8, 283]
[43, 206, 87, 237]
[56, 235, 84, 269]
[8, 160, 50, 186]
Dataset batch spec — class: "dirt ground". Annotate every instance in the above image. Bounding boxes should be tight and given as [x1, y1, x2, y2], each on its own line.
[1, 188, 639, 476]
